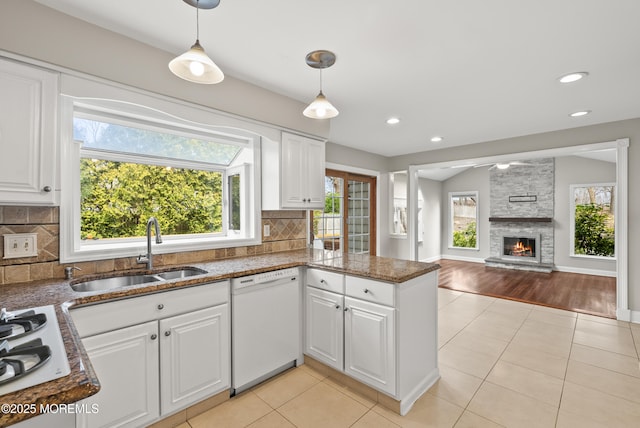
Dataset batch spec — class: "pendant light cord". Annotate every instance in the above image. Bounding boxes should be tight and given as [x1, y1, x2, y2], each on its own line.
[195, 0, 200, 42]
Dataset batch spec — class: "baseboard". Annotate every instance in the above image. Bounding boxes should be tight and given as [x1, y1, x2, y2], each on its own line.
[554, 265, 617, 278]
[440, 254, 485, 263]
[419, 255, 441, 263]
[627, 309, 640, 324]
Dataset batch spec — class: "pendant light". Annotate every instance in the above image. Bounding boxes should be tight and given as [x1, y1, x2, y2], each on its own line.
[169, 0, 224, 84]
[303, 50, 339, 119]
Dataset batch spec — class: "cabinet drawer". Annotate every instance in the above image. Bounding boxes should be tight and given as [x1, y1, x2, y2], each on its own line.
[306, 268, 344, 294]
[345, 276, 394, 307]
[71, 281, 229, 337]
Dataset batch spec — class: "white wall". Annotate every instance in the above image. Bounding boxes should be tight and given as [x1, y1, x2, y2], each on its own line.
[440, 167, 491, 262]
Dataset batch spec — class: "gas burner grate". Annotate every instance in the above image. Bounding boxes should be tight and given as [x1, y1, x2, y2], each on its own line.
[0, 339, 52, 386]
[0, 311, 47, 340]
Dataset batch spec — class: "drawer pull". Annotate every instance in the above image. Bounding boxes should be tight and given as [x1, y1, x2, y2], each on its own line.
[157, 304, 164, 310]
[320, 279, 326, 284]
[363, 288, 370, 294]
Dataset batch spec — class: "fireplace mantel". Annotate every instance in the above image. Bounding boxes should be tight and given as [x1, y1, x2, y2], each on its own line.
[488, 217, 552, 223]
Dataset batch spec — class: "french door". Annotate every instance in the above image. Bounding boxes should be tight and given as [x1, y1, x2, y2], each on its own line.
[311, 169, 376, 255]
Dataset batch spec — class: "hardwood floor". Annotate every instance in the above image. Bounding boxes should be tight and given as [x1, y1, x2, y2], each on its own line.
[437, 259, 617, 318]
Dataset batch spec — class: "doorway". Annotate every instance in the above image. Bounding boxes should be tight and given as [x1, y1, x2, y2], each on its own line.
[311, 169, 377, 255]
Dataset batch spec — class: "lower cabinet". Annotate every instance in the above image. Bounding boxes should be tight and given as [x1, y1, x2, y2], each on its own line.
[305, 285, 396, 395]
[344, 297, 395, 395]
[160, 306, 229, 415]
[77, 322, 159, 428]
[71, 281, 230, 428]
[305, 287, 344, 371]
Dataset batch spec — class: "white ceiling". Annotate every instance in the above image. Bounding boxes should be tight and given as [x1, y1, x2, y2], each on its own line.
[34, 0, 640, 157]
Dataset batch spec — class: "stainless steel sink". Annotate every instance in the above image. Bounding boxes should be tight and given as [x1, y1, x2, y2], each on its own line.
[70, 267, 208, 293]
[154, 268, 206, 280]
[70, 274, 161, 292]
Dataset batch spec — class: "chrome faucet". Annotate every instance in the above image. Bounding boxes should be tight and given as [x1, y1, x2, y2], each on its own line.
[137, 217, 163, 270]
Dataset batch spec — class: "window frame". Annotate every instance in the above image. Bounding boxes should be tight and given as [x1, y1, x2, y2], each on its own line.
[448, 191, 479, 250]
[60, 96, 261, 263]
[569, 182, 616, 259]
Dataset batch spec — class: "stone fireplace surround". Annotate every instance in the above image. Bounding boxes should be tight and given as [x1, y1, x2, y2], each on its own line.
[485, 158, 555, 272]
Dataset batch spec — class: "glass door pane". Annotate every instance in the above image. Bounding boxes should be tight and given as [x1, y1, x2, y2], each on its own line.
[312, 175, 343, 251]
[348, 179, 371, 254]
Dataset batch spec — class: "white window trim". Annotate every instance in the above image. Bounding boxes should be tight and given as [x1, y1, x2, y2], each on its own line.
[59, 96, 262, 263]
[448, 191, 479, 250]
[569, 182, 616, 260]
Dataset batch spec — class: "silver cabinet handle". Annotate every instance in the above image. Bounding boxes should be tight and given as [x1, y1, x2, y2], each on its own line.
[43, 186, 52, 192]
[150, 334, 157, 340]
[164, 331, 171, 337]
[157, 304, 164, 310]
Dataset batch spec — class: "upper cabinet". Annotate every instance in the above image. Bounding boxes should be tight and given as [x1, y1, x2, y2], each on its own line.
[262, 131, 325, 210]
[0, 58, 58, 205]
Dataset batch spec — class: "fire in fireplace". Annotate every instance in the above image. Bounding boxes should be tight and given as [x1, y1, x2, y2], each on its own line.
[501, 234, 540, 263]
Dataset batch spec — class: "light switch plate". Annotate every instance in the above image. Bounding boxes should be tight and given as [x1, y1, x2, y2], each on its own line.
[3, 233, 38, 259]
[263, 224, 270, 237]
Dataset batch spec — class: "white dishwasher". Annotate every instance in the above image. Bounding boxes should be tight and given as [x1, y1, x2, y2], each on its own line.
[231, 267, 302, 394]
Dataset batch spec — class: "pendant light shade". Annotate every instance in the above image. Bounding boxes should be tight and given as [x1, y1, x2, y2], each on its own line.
[169, 0, 224, 84]
[169, 40, 224, 84]
[303, 90, 339, 119]
[303, 50, 339, 119]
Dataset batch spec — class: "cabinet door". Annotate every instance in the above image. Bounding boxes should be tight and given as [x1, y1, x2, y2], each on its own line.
[304, 138, 326, 207]
[0, 59, 57, 205]
[280, 132, 306, 207]
[305, 286, 344, 370]
[344, 297, 396, 395]
[77, 321, 159, 428]
[159, 304, 230, 415]
[280, 132, 325, 208]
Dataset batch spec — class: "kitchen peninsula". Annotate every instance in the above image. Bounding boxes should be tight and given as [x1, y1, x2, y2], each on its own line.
[0, 249, 439, 427]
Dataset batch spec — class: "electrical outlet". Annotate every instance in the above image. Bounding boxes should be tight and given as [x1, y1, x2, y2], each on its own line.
[263, 224, 270, 237]
[3, 233, 38, 259]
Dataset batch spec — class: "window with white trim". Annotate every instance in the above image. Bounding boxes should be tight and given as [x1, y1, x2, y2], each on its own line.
[449, 191, 478, 249]
[570, 183, 615, 258]
[61, 99, 260, 262]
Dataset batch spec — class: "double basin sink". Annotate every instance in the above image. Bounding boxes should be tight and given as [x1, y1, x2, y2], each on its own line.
[70, 267, 207, 293]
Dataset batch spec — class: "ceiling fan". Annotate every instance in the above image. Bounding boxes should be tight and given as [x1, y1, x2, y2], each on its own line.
[473, 161, 534, 170]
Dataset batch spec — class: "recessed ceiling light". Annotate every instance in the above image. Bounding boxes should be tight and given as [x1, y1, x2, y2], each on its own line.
[570, 110, 591, 117]
[430, 136, 443, 142]
[559, 72, 589, 83]
[386, 117, 400, 125]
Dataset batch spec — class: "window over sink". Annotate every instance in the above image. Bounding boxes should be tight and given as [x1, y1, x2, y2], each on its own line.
[60, 96, 261, 263]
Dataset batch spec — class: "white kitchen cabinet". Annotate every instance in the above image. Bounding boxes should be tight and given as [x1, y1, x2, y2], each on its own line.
[71, 281, 230, 428]
[160, 305, 230, 415]
[76, 322, 160, 428]
[0, 58, 58, 205]
[344, 297, 395, 395]
[305, 286, 344, 371]
[262, 132, 325, 210]
[305, 269, 439, 416]
[12, 413, 75, 428]
[305, 276, 396, 395]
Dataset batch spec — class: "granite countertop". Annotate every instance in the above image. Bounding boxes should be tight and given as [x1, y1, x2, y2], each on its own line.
[0, 249, 439, 426]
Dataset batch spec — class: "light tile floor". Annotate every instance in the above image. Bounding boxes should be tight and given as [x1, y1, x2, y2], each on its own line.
[180, 289, 640, 428]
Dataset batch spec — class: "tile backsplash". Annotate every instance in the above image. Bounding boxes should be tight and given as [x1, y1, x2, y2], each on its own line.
[0, 207, 307, 284]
